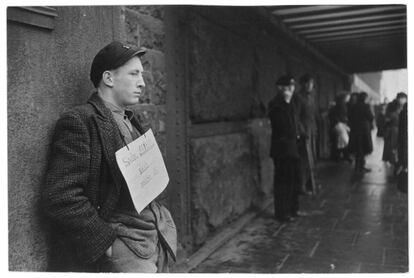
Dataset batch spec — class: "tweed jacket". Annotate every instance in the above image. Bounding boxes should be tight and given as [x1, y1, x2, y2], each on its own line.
[42, 92, 176, 267]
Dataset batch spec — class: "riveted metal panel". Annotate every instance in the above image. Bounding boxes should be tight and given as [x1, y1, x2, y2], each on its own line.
[164, 6, 193, 250]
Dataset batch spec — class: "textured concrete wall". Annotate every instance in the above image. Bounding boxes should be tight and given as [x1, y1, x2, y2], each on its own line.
[185, 7, 348, 247]
[188, 13, 254, 123]
[190, 133, 259, 246]
[247, 118, 274, 207]
[8, 5, 170, 271]
[254, 39, 287, 108]
[7, 6, 122, 271]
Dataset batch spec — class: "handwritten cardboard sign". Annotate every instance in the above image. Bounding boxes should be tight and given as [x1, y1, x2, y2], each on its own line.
[115, 129, 169, 214]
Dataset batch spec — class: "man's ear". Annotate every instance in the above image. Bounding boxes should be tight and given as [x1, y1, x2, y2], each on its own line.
[102, 70, 114, 87]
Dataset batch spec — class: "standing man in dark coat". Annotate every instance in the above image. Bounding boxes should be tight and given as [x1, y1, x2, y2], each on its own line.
[348, 92, 374, 172]
[41, 41, 177, 272]
[382, 99, 401, 166]
[294, 74, 318, 195]
[347, 92, 359, 159]
[268, 75, 302, 223]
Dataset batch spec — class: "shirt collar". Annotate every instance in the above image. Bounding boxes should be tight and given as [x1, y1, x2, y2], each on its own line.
[100, 96, 134, 121]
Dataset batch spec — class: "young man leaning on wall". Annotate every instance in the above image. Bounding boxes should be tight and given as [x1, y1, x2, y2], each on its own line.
[42, 41, 177, 272]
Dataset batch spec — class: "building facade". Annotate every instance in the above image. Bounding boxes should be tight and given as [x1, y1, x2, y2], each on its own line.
[8, 6, 350, 271]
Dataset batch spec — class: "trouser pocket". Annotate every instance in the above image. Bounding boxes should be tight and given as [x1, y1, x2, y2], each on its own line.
[99, 237, 159, 273]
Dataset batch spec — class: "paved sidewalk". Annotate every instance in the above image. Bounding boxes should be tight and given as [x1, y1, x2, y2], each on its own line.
[192, 137, 408, 273]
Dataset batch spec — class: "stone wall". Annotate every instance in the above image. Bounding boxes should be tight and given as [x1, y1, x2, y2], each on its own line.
[248, 118, 274, 207]
[190, 133, 259, 245]
[7, 5, 169, 271]
[185, 6, 349, 247]
[7, 6, 123, 271]
[188, 13, 254, 123]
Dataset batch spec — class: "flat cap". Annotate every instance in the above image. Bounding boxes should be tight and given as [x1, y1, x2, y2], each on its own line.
[276, 75, 296, 86]
[90, 41, 146, 88]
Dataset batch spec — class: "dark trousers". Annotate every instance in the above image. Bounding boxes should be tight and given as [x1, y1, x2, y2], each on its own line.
[332, 146, 351, 161]
[272, 157, 300, 218]
[354, 155, 366, 172]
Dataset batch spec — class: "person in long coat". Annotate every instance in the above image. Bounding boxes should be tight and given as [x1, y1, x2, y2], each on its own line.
[348, 92, 374, 172]
[382, 99, 401, 165]
[268, 75, 302, 223]
[347, 92, 359, 154]
[383, 92, 407, 169]
[375, 100, 388, 137]
[397, 102, 407, 193]
[294, 74, 318, 195]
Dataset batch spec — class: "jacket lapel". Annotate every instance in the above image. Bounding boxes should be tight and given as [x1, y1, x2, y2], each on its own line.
[130, 115, 146, 135]
[87, 92, 126, 191]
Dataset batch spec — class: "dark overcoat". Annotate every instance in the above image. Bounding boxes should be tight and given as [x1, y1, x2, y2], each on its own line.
[41, 92, 174, 271]
[348, 102, 374, 155]
[268, 94, 300, 160]
[268, 94, 301, 217]
[291, 91, 317, 192]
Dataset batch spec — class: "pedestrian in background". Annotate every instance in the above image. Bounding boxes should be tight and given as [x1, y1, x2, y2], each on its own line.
[268, 75, 302, 223]
[375, 98, 389, 137]
[382, 99, 401, 167]
[348, 92, 374, 173]
[397, 101, 407, 193]
[347, 92, 359, 118]
[383, 92, 407, 173]
[294, 74, 318, 195]
[347, 92, 359, 159]
[329, 93, 351, 162]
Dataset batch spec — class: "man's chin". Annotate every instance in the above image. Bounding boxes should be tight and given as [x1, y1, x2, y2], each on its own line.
[125, 98, 140, 106]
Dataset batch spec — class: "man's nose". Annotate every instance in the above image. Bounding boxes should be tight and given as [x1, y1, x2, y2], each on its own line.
[138, 76, 145, 88]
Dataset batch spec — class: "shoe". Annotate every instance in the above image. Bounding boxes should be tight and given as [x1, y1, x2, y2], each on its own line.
[275, 216, 296, 223]
[287, 216, 297, 222]
[295, 211, 308, 217]
[290, 212, 304, 219]
[298, 189, 313, 196]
